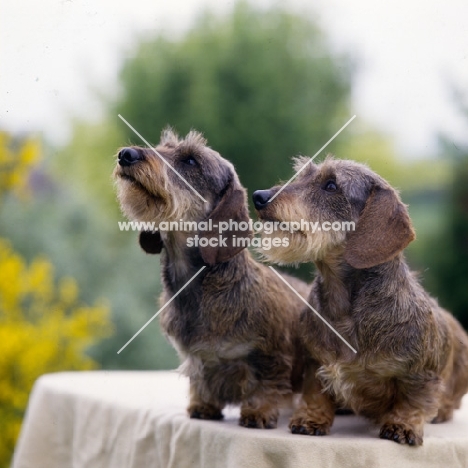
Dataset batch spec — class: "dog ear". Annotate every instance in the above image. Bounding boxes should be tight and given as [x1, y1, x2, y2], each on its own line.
[344, 184, 415, 269]
[139, 231, 164, 254]
[199, 176, 252, 265]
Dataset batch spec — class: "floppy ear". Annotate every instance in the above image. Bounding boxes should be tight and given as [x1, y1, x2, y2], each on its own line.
[199, 176, 252, 265]
[139, 231, 164, 254]
[344, 184, 415, 269]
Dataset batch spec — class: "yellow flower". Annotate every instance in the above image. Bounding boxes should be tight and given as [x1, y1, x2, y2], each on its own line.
[0, 240, 112, 465]
[0, 132, 41, 200]
[0, 131, 112, 466]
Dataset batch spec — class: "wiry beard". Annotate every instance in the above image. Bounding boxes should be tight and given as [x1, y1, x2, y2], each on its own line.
[114, 164, 209, 224]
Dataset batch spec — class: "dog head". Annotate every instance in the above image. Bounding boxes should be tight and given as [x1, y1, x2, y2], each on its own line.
[253, 156, 415, 268]
[114, 128, 251, 264]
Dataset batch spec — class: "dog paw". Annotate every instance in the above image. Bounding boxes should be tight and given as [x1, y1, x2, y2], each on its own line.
[188, 405, 223, 420]
[239, 412, 278, 429]
[289, 417, 330, 436]
[431, 407, 453, 424]
[379, 423, 422, 446]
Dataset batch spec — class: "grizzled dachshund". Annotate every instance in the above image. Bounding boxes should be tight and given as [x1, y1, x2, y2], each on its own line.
[253, 156, 468, 445]
[114, 129, 309, 429]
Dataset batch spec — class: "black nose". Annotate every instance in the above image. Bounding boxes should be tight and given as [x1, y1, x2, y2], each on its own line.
[252, 189, 273, 210]
[118, 147, 142, 167]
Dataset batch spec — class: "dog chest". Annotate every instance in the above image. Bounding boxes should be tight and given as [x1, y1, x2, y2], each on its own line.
[180, 344, 258, 403]
[317, 360, 399, 410]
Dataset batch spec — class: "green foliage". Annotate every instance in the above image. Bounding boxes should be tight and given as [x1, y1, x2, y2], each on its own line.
[424, 149, 468, 328]
[0, 132, 40, 201]
[0, 133, 112, 467]
[53, 0, 451, 224]
[52, 118, 123, 216]
[0, 184, 179, 372]
[336, 125, 451, 192]
[406, 89, 468, 330]
[115, 1, 352, 198]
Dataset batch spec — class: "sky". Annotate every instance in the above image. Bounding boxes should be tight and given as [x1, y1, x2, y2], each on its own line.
[1, 0, 467, 157]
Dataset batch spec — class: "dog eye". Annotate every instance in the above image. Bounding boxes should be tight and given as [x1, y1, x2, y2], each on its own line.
[181, 157, 197, 166]
[323, 180, 338, 192]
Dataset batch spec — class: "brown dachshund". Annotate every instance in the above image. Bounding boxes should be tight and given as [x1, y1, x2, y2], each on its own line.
[253, 156, 468, 445]
[114, 129, 309, 429]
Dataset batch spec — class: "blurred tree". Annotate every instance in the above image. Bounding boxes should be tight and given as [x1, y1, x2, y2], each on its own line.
[336, 125, 451, 192]
[54, 0, 451, 239]
[0, 133, 112, 467]
[416, 87, 468, 330]
[424, 143, 468, 329]
[56, 1, 352, 208]
[0, 132, 40, 201]
[52, 118, 123, 216]
[122, 2, 352, 195]
[0, 145, 178, 372]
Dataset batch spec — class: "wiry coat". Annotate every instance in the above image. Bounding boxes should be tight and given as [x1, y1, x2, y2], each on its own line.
[114, 129, 309, 428]
[253, 156, 468, 445]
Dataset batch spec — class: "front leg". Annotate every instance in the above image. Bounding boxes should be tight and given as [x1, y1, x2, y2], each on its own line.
[379, 405, 425, 446]
[379, 374, 443, 446]
[238, 348, 293, 429]
[188, 379, 224, 420]
[239, 394, 279, 429]
[289, 361, 335, 435]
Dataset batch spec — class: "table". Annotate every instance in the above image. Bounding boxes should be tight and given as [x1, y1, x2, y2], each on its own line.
[13, 371, 468, 468]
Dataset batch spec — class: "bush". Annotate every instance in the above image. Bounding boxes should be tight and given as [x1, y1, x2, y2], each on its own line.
[0, 132, 112, 466]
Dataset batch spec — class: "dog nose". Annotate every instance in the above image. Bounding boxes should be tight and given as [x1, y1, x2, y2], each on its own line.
[252, 190, 273, 210]
[118, 147, 142, 167]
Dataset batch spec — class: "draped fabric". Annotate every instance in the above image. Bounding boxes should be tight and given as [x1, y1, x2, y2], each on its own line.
[13, 371, 468, 468]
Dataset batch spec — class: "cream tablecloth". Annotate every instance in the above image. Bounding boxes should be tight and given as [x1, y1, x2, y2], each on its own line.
[12, 371, 468, 468]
